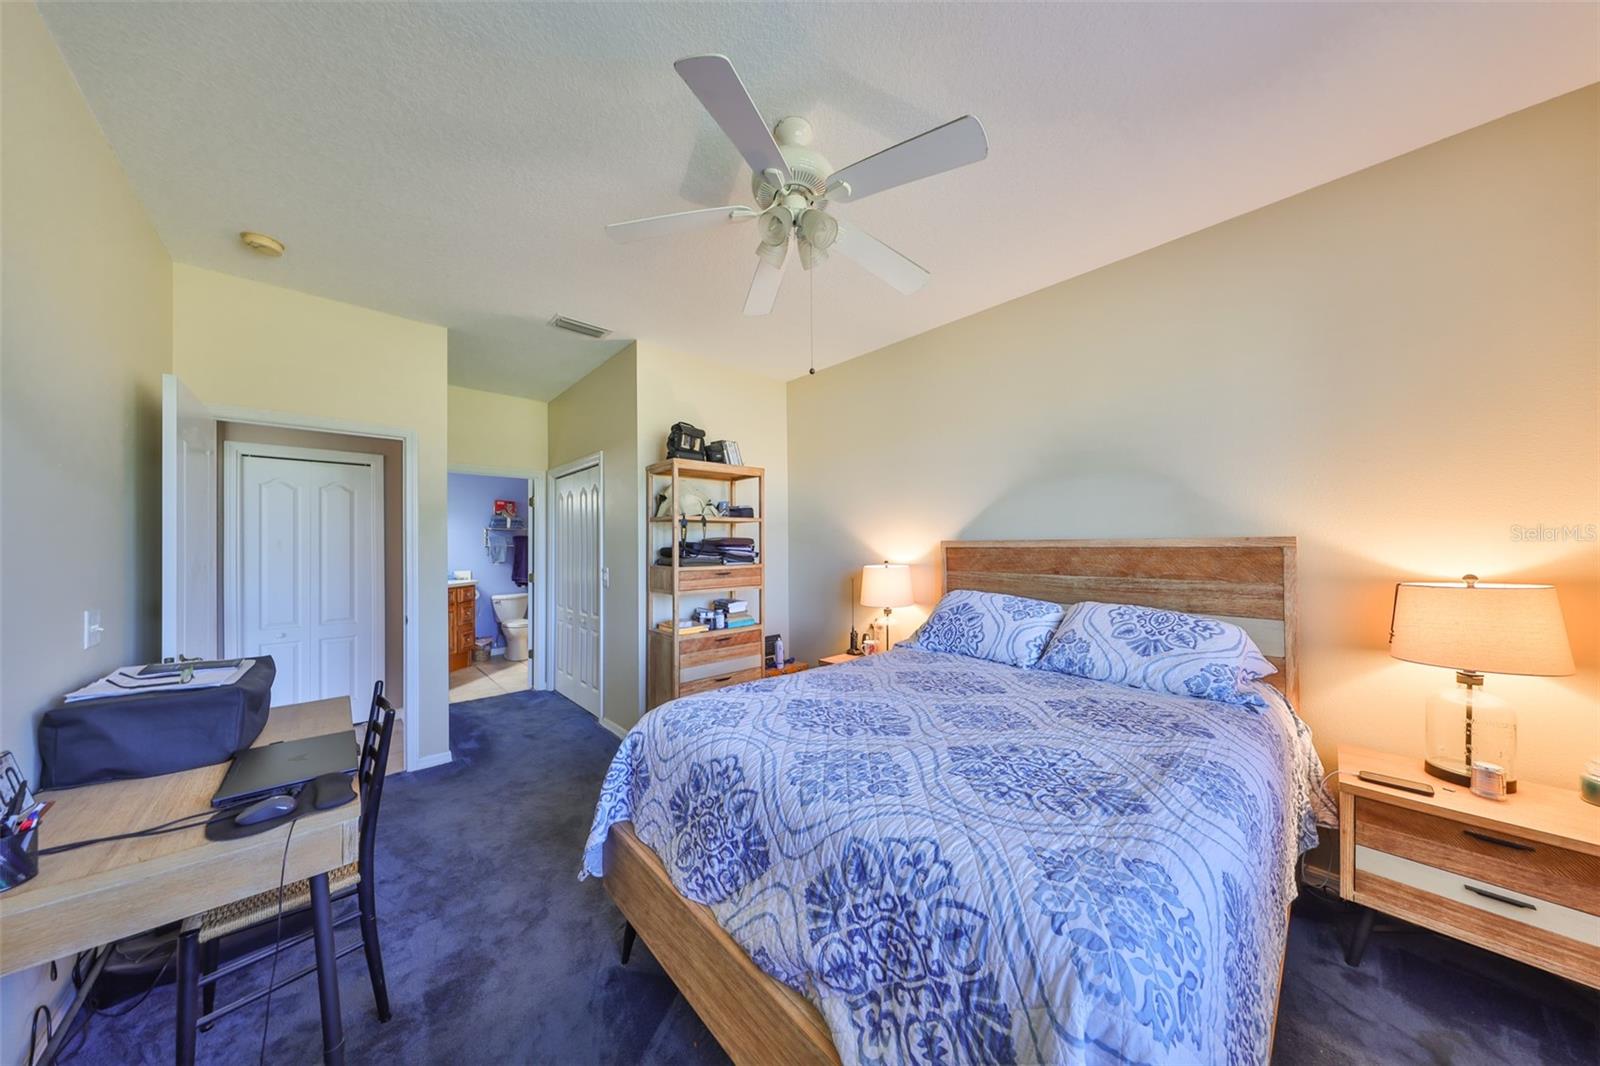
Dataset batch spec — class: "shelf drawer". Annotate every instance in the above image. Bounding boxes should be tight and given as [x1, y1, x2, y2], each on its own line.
[680, 628, 761, 666]
[1355, 798, 1600, 914]
[679, 666, 763, 696]
[676, 565, 763, 592]
[681, 653, 762, 684]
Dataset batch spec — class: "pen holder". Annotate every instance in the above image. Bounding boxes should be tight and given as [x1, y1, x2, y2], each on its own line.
[0, 827, 39, 893]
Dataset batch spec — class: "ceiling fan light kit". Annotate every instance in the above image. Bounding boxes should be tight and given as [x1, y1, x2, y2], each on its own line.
[606, 53, 988, 317]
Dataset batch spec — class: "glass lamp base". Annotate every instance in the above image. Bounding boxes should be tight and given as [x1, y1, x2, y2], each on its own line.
[1422, 681, 1518, 793]
[1424, 756, 1518, 793]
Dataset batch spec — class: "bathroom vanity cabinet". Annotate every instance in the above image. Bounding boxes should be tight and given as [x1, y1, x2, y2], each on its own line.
[448, 582, 477, 672]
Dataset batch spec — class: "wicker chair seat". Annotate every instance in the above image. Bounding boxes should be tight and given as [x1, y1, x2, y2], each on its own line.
[182, 862, 361, 943]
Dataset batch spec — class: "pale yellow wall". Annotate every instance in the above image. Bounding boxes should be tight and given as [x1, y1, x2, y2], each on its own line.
[788, 86, 1600, 788]
[0, 2, 174, 1055]
[636, 343, 790, 657]
[448, 384, 548, 475]
[172, 264, 452, 760]
[548, 345, 642, 729]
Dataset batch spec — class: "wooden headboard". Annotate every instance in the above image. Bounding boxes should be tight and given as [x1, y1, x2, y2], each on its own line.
[940, 538, 1299, 704]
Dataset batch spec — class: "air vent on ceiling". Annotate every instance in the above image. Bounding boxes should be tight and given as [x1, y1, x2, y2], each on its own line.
[548, 314, 611, 339]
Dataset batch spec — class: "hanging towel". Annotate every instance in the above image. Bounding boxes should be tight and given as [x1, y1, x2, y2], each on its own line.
[512, 534, 529, 588]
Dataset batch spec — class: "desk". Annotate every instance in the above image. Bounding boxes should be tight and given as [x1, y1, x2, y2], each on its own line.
[0, 697, 362, 1063]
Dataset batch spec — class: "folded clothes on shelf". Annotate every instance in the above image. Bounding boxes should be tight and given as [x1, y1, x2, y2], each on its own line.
[656, 539, 760, 566]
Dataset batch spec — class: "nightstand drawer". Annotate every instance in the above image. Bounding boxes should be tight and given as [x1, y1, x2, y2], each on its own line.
[1355, 847, 1600, 948]
[1355, 798, 1600, 914]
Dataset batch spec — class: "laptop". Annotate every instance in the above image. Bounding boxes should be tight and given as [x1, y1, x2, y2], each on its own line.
[212, 731, 360, 808]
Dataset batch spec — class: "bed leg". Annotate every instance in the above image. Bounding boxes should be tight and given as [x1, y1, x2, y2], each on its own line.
[1344, 907, 1375, 967]
[620, 921, 637, 965]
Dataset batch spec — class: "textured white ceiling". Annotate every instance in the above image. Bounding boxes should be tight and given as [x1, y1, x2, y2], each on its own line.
[41, 2, 1598, 400]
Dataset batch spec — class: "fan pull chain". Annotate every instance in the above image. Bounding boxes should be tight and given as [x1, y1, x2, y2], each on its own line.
[808, 266, 816, 375]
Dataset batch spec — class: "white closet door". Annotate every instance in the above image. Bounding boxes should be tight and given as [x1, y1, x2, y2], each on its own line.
[553, 464, 602, 717]
[239, 454, 379, 707]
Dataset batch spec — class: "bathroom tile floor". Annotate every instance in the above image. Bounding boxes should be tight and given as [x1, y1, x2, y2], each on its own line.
[448, 653, 531, 703]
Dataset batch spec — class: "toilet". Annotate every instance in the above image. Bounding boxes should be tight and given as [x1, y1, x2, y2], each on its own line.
[491, 593, 531, 662]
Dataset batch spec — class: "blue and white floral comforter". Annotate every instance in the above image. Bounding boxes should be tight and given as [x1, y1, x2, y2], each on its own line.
[583, 647, 1328, 1066]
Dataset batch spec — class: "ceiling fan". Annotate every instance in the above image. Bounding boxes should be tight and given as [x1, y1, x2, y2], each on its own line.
[605, 54, 989, 316]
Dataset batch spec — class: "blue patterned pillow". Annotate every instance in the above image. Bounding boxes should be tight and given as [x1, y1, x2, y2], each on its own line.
[907, 590, 1063, 668]
[1034, 601, 1275, 709]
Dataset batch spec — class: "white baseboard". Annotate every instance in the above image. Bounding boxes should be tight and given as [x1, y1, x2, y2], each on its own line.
[408, 749, 453, 772]
[597, 717, 628, 740]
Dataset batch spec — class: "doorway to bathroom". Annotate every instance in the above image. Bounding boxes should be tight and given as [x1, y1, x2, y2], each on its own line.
[447, 471, 536, 703]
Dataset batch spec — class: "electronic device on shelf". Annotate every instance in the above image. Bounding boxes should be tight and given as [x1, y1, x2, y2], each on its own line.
[705, 440, 742, 465]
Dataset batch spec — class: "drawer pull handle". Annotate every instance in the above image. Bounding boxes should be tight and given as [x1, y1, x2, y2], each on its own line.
[1463, 829, 1534, 852]
[712, 674, 733, 683]
[1463, 884, 1535, 910]
[713, 636, 733, 643]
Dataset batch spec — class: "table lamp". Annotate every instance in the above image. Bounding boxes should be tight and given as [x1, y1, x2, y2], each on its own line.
[1389, 574, 1573, 792]
[861, 562, 914, 650]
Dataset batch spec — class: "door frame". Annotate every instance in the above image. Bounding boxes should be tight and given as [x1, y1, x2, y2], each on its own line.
[449, 464, 544, 691]
[545, 452, 604, 719]
[208, 404, 426, 773]
[222, 441, 386, 719]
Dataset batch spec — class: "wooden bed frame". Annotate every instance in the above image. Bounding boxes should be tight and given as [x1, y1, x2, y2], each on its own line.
[604, 537, 1299, 1066]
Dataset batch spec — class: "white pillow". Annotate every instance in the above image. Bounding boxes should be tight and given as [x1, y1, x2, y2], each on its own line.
[907, 590, 1064, 668]
[1034, 601, 1275, 709]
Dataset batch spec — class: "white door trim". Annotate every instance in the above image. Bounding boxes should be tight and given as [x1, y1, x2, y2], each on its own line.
[223, 441, 386, 719]
[161, 375, 218, 660]
[208, 404, 427, 773]
[545, 452, 604, 722]
[449, 465, 544, 690]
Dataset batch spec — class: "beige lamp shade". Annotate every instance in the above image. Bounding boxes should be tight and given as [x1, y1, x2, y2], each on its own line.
[1390, 578, 1574, 676]
[861, 563, 914, 610]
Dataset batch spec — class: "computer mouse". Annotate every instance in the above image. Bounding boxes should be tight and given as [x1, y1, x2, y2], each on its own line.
[235, 794, 297, 826]
[310, 773, 356, 811]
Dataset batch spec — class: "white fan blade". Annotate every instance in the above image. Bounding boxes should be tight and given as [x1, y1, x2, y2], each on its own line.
[827, 115, 988, 202]
[605, 205, 756, 243]
[833, 224, 929, 295]
[743, 246, 788, 316]
[674, 55, 790, 182]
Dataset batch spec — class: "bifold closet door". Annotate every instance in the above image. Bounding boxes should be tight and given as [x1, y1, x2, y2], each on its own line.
[239, 454, 379, 706]
[552, 464, 602, 717]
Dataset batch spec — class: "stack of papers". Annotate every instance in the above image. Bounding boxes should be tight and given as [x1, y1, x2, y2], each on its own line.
[64, 661, 253, 702]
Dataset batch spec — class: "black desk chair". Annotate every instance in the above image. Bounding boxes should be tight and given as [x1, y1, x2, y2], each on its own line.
[174, 681, 396, 1064]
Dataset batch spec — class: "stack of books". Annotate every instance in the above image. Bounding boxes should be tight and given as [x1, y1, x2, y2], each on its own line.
[724, 612, 757, 629]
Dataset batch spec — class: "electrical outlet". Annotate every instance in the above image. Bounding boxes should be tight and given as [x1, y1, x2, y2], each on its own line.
[83, 609, 103, 649]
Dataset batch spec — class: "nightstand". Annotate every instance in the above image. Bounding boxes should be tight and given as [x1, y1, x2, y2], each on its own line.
[817, 654, 857, 667]
[1336, 745, 1600, 987]
[764, 661, 809, 678]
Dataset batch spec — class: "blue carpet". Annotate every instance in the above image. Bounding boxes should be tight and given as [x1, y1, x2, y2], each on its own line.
[64, 691, 1596, 1064]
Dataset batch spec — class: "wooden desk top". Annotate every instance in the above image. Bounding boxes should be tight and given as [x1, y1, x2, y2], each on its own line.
[1336, 745, 1600, 856]
[0, 697, 362, 975]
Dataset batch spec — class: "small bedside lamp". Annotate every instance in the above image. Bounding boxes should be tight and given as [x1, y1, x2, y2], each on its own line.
[861, 562, 914, 650]
[1390, 575, 1574, 792]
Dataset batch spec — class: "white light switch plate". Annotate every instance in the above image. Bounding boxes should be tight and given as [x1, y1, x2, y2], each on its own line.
[601, 566, 611, 589]
[83, 609, 104, 649]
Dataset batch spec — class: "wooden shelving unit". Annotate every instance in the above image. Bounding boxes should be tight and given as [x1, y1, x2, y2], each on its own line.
[645, 458, 765, 709]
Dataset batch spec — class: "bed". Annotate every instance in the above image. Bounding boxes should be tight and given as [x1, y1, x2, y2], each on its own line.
[583, 538, 1325, 1065]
